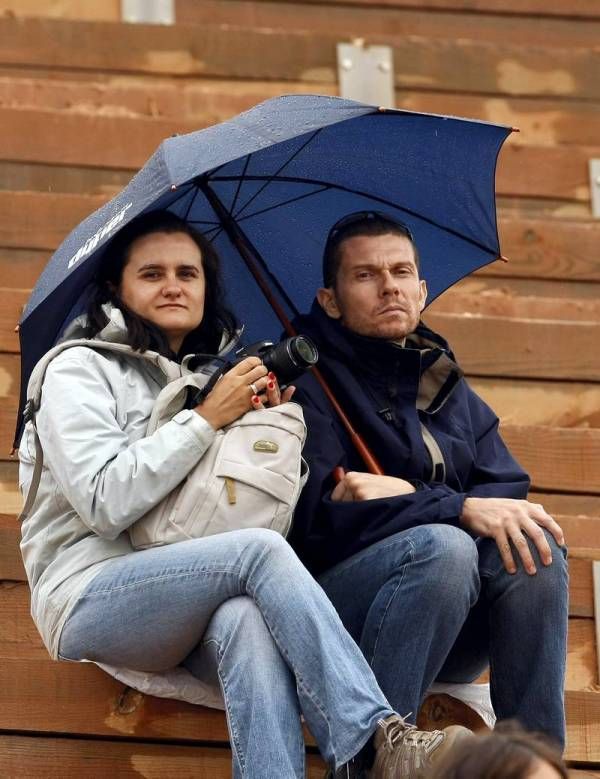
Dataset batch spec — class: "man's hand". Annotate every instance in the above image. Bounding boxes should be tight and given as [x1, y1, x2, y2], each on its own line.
[460, 497, 565, 575]
[331, 472, 416, 502]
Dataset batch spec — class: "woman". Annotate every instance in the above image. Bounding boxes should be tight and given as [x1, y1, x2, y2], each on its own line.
[18, 210, 469, 778]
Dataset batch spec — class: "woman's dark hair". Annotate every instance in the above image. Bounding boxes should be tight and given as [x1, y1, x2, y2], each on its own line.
[428, 722, 568, 779]
[85, 210, 237, 359]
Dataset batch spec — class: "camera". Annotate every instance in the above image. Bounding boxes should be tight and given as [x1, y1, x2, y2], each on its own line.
[234, 336, 318, 387]
[189, 335, 318, 406]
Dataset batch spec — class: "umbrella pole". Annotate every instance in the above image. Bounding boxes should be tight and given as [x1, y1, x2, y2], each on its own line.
[199, 179, 384, 476]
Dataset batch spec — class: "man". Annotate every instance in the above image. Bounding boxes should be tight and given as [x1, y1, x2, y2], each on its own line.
[289, 211, 568, 755]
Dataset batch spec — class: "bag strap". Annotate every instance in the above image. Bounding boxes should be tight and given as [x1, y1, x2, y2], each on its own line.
[19, 339, 168, 522]
[146, 372, 211, 434]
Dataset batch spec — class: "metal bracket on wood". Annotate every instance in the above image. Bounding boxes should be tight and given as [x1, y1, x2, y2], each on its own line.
[337, 40, 395, 108]
[590, 159, 600, 219]
[121, 0, 174, 25]
[594, 561, 600, 682]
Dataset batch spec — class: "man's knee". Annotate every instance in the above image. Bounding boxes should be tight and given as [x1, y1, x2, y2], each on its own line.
[482, 528, 568, 601]
[417, 524, 479, 570]
[413, 524, 480, 599]
[529, 530, 568, 596]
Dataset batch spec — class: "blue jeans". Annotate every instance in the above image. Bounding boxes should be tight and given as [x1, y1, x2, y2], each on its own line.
[317, 523, 568, 748]
[58, 528, 394, 777]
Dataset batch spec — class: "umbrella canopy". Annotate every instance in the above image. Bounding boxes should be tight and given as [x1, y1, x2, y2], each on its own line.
[16, 93, 512, 444]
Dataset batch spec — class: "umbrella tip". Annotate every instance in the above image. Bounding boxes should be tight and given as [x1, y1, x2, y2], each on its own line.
[171, 185, 177, 191]
[14, 324, 19, 333]
[499, 254, 510, 263]
[511, 127, 520, 133]
[378, 106, 387, 112]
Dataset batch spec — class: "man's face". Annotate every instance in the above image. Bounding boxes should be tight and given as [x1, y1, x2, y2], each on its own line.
[317, 233, 427, 341]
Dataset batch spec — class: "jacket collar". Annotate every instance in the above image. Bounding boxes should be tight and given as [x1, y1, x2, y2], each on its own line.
[295, 300, 463, 414]
[61, 303, 241, 383]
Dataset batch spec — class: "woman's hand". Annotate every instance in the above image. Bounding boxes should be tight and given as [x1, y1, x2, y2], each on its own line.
[194, 356, 269, 429]
[252, 372, 296, 409]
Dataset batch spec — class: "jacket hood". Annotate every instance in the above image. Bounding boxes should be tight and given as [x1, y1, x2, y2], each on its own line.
[61, 304, 130, 344]
[61, 303, 240, 362]
[294, 299, 463, 414]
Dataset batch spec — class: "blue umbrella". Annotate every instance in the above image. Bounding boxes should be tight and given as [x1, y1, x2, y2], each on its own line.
[16, 93, 512, 444]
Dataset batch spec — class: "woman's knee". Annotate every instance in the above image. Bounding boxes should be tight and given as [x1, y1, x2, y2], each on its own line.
[208, 595, 267, 640]
[205, 596, 284, 668]
[240, 527, 296, 560]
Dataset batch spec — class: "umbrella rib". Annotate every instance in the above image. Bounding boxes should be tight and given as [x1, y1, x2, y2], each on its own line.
[212, 174, 497, 255]
[182, 184, 201, 222]
[166, 183, 221, 227]
[232, 129, 322, 220]
[235, 184, 332, 223]
[165, 183, 197, 212]
[229, 155, 251, 217]
[202, 226, 225, 241]
[200, 180, 300, 324]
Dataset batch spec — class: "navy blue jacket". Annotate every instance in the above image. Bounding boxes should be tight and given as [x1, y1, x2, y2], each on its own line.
[289, 302, 530, 574]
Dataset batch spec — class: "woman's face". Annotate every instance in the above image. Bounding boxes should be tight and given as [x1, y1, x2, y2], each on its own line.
[119, 230, 206, 353]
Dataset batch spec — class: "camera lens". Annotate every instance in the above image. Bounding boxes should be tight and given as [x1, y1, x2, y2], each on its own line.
[262, 335, 318, 385]
[289, 336, 318, 367]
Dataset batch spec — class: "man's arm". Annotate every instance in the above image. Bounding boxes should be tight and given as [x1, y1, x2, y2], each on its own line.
[289, 394, 468, 573]
[331, 405, 564, 575]
[457, 411, 564, 573]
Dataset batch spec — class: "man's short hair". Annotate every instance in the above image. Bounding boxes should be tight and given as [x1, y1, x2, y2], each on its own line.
[322, 211, 420, 288]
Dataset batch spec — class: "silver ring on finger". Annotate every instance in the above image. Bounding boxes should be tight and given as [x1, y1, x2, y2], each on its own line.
[249, 382, 259, 395]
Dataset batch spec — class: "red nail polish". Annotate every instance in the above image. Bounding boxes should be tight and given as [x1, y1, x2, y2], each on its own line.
[267, 381, 275, 390]
[252, 395, 260, 404]
[268, 372, 276, 381]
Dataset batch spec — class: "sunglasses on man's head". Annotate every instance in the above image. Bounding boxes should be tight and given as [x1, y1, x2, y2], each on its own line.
[326, 211, 415, 245]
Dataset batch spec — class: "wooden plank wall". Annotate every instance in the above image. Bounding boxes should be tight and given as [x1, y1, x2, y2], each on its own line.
[0, 0, 599, 775]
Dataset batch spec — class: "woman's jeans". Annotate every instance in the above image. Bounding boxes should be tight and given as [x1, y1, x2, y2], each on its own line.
[317, 523, 569, 749]
[58, 528, 393, 778]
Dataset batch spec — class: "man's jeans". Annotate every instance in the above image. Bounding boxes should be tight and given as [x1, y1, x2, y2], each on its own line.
[317, 523, 569, 748]
[58, 528, 393, 778]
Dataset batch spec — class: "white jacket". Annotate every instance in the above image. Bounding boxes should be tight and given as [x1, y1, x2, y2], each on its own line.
[18, 306, 234, 708]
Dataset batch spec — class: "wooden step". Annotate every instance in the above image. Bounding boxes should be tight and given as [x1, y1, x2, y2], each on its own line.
[0, 104, 598, 202]
[4, 0, 600, 23]
[0, 578, 596, 761]
[0, 732, 326, 778]
[425, 311, 600, 382]
[500, 426, 600, 494]
[3, 377, 600, 496]
[179, 0, 600, 29]
[2, 15, 600, 102]
[15, 350, 600, 428]
[2, 72, 600, 150]
[2, 191, 600, 283]
[2, 511, 597, 598]
[282, 0, 600, 17]
[0, 73, 332, 125]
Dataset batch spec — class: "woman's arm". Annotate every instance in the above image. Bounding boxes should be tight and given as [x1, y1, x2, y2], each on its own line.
[36, 349, 216, 540]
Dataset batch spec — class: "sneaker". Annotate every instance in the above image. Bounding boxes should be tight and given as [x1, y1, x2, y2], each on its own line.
[369, 714, 473, 778]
